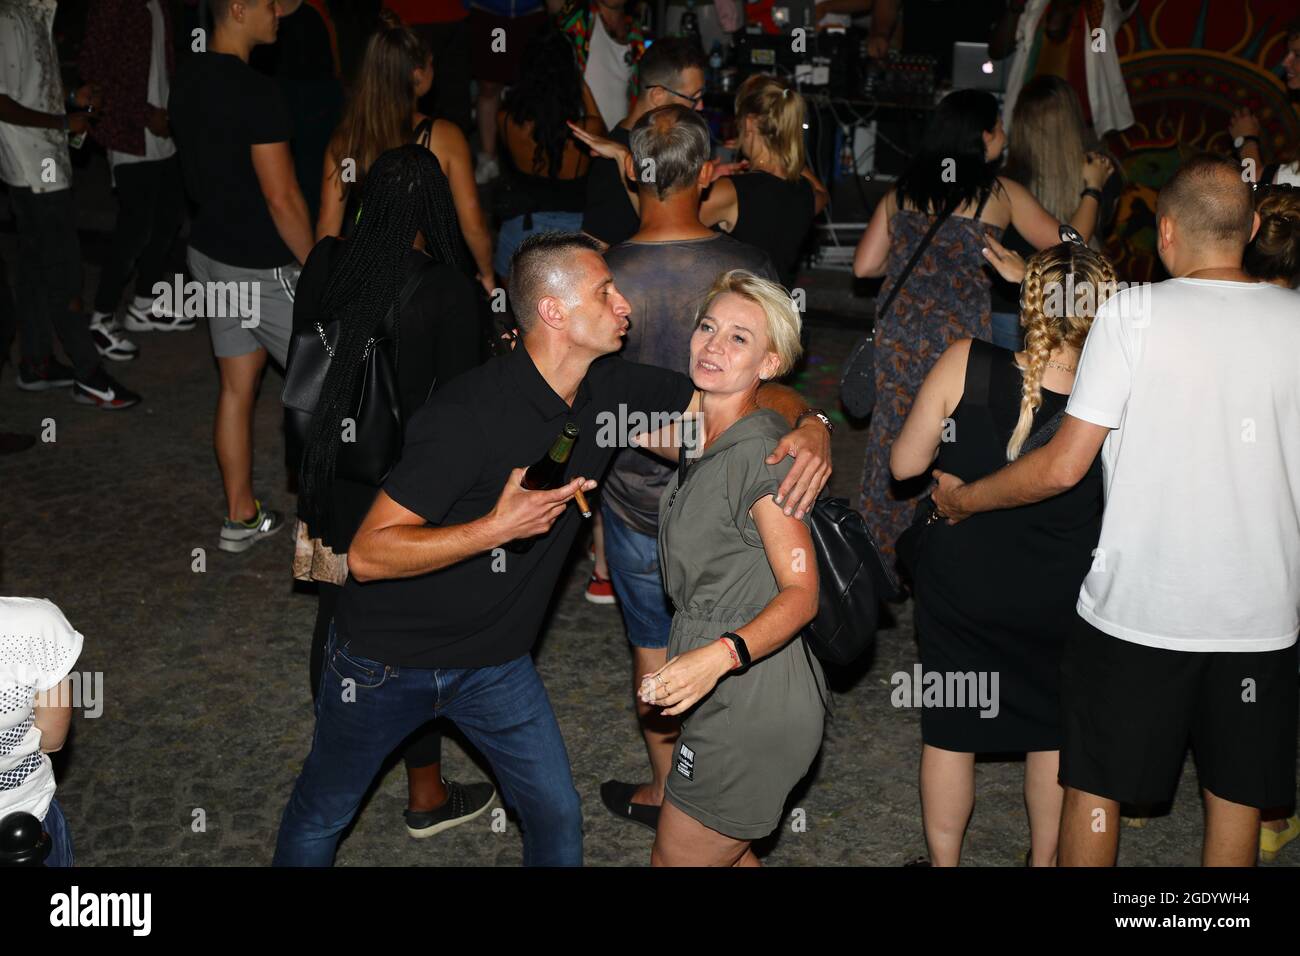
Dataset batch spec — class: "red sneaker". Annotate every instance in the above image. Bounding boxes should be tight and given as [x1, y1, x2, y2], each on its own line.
[585, 572, 617, 605]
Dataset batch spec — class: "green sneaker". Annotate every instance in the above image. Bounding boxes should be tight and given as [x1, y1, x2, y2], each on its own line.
[219, 500, 285, 553]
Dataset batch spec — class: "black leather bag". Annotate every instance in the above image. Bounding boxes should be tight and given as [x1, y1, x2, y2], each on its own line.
[800, 496, 900, 666]
[840, 197, 959, 418]
[282, 264, 428, 487]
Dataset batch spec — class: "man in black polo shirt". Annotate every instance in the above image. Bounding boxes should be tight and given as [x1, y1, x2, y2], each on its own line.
[272, 232, 832, 866]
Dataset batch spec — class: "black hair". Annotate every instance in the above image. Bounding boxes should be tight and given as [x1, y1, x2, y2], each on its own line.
[298, 144, 470, 533]
[895, 89, 1002, 216]
[638, 36, 708, 91]
[501, 27, 586, 176]
[507, 231, 603, 332]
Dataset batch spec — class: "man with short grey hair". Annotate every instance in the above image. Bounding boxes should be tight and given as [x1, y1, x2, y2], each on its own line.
[580, 37, 708, 248]
[595, 105, 833, 831]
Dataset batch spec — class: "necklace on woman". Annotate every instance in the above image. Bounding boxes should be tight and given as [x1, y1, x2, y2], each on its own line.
[1046, 359, 1076, 373]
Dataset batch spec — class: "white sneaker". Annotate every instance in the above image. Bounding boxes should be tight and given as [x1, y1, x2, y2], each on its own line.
[475, 153, 499, 185]
[122, 300, 196, 332]
[89, 317, 139, 361]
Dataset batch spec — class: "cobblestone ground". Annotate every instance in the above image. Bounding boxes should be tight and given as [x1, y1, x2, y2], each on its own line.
[1, 175, 1295, 867]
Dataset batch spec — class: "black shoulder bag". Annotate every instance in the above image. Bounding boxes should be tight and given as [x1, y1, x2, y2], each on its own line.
[841, 196, 960, 418]
[282, 262, 431, 487]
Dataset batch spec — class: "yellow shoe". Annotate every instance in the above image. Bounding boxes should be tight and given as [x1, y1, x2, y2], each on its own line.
[1259, 815, 1300, 863]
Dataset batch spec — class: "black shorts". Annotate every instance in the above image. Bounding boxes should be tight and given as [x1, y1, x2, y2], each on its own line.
[1060, 615, 1298, 809]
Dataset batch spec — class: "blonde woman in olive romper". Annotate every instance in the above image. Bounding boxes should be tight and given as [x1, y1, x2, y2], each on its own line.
[638, 270, 825, 866]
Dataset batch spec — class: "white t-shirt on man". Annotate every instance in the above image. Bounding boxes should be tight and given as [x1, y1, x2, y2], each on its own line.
[1066, 277, 1300, 652]
[585, 13, 632, 131]
[1274, 161, 1300, 187]
[0, 597, 82, 821]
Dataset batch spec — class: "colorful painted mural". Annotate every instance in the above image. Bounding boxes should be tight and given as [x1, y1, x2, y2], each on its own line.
[1110, 0, 1299, 280]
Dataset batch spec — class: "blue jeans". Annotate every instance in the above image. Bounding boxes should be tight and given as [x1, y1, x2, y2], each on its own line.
[601, 501, 673, 649]
[42, 797, 74, 867]
[493, 211, 583, 278]
[274, 624, 582, 866]
[990, 310, 1024, 351]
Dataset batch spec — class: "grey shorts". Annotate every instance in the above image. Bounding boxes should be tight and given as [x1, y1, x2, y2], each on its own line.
[664, 621, 826, 840]
[187, 246, 299, 367]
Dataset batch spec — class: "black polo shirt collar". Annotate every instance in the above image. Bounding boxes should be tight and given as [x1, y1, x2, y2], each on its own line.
[508, 341, 593, 420]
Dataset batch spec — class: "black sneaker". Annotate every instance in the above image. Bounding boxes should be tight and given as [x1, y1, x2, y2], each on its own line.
[90, 317, 139, 361]
[16, 357, 75, 391]
[72, 368, 141, 409]
[404, 779, 496, 839]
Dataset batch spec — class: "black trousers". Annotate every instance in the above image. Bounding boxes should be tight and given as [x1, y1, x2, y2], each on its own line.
[312, 581, 443, 769]
[0, 246, 15, 367]
[94, 155, 186, 315]
[412, 20, 473, 137]
[7, 185, 100, 379]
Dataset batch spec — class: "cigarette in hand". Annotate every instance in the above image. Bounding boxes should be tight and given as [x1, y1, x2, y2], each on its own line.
[574, 487, 592, 518]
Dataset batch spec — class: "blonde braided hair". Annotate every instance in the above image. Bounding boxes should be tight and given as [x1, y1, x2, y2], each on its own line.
[1006, 243, 1119, 461]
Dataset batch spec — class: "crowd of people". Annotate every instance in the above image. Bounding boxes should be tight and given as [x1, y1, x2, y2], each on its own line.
[0, 0, 1298, 870]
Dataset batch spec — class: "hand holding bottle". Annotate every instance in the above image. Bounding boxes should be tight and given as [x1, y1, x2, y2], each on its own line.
[488, 468, 597, 548]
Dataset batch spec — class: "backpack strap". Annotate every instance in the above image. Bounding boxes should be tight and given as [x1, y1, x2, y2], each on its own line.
[873, 193, 959, 329]
[962, 338, 995, 409]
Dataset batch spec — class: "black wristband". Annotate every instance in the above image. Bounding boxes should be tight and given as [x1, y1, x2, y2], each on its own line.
[722, 631, 751, 671]
[1080, 187, 1103, 202]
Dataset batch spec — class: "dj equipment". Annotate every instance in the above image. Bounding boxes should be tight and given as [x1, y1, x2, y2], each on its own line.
[862, 51, 938, 106]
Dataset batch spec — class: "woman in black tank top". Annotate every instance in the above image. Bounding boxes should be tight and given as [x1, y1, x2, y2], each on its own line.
[889, 242, 1117, 867]
[699, 75, 828, 287]
[317, 13, 494, 288]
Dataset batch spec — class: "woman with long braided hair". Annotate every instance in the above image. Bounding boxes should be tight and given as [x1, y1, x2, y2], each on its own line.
[291, 143, 495, 839]
[889, 241, 1114, 866]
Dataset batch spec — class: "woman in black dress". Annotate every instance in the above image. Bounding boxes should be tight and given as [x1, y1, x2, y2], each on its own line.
[291, 145, 494, 838]
[890, 242, 1115, 866]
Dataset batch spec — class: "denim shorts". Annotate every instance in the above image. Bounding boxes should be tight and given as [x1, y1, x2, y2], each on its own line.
[989, 310, 1024, 352]
[601, 501, 673, 650]
[493, 211, 584, 279]
[42, 797, 75, 867]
